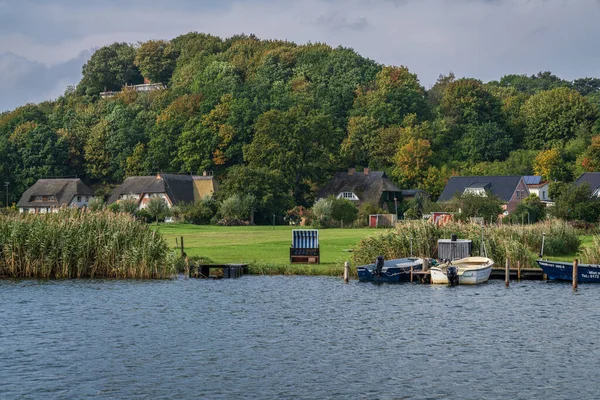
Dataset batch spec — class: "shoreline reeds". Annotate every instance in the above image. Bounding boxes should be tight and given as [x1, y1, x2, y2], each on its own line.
[0, 210, 176, 279]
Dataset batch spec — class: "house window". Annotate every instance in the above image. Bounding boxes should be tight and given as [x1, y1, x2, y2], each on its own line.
[338, 192, 359, 201]
[77, 195, 81, 202]
[35, 196, 42, 202]
[48, 195, 55, 201]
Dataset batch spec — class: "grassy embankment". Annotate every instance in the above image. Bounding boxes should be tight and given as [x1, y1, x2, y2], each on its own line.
[156, 224, 382, 276]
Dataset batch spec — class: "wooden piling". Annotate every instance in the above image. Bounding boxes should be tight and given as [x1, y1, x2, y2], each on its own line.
[573, 259, 578, 291]
[505, 259, 510, 287]
[180, 236, 185, 257]
[410, 265, 414, 283]
[184, 256, 189, 278]
[517, 260, 521, 281]
[343, 261, 350, 284]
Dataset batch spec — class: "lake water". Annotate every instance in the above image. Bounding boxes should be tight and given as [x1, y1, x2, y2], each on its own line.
[2, 276, 600, 399]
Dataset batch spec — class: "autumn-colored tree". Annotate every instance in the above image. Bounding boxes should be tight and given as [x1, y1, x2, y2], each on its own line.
[581, 136, 600, 172]
[533, 148, 572, 182]
[393, 138, 432, 188]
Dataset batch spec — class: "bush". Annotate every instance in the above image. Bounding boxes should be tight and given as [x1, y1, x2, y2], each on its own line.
[87, 197, 105, 212]
[219, 194, 256, 224]
[181, 198, 218, 225]
[331, 197, 358, 227]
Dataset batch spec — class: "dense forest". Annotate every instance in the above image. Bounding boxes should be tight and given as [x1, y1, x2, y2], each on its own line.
[2, 32, 600, 220]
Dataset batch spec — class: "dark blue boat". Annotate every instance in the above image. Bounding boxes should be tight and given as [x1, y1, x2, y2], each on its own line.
[357, 256, 423, 283]
[536, 259, 600, 283]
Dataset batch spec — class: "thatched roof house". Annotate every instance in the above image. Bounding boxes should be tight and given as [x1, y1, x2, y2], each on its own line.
[17, 178, 95, 213]
[317, 168, 403, 210]
[107, 173, 217, 208]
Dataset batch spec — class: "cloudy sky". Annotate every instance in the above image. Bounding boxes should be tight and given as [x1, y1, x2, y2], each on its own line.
[1, 0, 600, 112]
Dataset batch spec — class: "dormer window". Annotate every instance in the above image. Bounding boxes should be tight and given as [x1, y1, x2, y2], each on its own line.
[48, 195, 55, 201]
[463, 188, 486, 196]
[35, 196, 42, 202]
[337, 192, 359, 201]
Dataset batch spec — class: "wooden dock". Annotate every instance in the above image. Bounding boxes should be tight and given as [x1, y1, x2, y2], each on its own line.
[191, 264, 247, 279]
[407, 267, 546, 283]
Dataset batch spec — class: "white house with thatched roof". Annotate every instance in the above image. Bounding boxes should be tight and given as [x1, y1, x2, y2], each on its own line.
[17, 179, 95, 214]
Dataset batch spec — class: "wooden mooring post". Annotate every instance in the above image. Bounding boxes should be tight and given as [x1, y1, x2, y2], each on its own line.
[343, 261, 350, 284]
[180, 236, 185, 257]
[410, 265, 414, 283]
[573, 259, 578, 291]
[505, 259, 510, 287]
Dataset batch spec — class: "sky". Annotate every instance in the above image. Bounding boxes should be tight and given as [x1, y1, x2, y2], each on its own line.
[1, 0, 600, 112]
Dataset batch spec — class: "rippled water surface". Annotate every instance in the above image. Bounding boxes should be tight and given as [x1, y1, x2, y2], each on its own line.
[2, 277, 600, 399]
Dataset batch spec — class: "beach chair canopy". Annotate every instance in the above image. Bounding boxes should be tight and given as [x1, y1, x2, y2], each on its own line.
[292, 229, 319, 249]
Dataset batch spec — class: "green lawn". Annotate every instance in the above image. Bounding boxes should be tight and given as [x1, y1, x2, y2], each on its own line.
[155, 224, 382, 265]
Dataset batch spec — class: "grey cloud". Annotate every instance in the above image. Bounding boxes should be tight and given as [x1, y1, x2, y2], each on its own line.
[2, 0, 600, 111]
[0, 51, 89, 112]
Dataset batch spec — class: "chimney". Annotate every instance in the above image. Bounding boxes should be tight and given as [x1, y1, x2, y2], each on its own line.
[348, 168, 355, 176]
[364, 168, 370, 175]
[203, 171, 213, 177]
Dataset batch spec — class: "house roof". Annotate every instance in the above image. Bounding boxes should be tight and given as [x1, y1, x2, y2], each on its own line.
[17, 179, 94, 208]
[107, 174, 195, 205]
[575, 172, 600, 191]
[318, 171, 402, 204]
[437, 176, 524, 202]
[523, 176, 542, 185]
[401, 189, 429, 198]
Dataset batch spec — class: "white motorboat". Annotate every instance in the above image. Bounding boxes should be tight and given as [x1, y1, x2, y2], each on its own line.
[430, 256, 494, 285]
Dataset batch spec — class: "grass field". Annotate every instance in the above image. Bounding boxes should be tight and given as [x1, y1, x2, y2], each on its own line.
[156, 224, 383, 266]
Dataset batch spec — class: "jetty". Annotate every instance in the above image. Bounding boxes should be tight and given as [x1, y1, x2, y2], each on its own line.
[189, 263, 247, 279]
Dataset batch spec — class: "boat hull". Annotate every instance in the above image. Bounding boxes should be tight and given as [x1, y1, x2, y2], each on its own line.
[357, 258, 423, 283]
[430, 257, 494, 285]
[536, 260, 600, 283]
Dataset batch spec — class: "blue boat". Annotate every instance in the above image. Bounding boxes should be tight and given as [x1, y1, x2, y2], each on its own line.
[536, 260, 600, 283]
[357, 256, 423, 283]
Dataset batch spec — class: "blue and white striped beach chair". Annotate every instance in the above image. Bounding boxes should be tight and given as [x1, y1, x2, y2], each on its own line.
[290, 229, 320, 264]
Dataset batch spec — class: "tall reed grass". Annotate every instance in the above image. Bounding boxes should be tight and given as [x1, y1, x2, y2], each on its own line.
[352, 220, 580, 269]
[0, 210, 176, 279]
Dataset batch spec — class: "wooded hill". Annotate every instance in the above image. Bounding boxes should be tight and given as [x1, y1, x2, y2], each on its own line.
[1, 32, 600, 220]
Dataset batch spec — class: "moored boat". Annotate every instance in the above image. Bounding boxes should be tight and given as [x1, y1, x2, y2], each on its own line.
[357, 256, 424, 283]
[536, 259, 600, 283]
[430, 256, 494, 285]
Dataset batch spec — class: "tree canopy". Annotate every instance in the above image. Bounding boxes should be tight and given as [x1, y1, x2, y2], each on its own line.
[2, 32, 600, 215]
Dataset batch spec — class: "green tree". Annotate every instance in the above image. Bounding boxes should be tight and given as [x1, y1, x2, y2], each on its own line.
[460, 122, 513, 162]
[218, 165, 294, 224]
[522, 87, 598, 149]
[245, 106, 340, 204]
[352, 66, 430, 126]
[77, 43, 143, 96]
[134, 40, 178, 83]
[330, 197, 358, 226]
[450, 192, 504, 222]
[510, 194, 546, 224]
[145, 197, 169, 223]
[551, 183, 600, 223]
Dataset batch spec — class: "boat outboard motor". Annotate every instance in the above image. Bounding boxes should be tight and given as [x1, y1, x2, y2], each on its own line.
[374, 255, 384, 276]
[447, 264, 459, 285]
